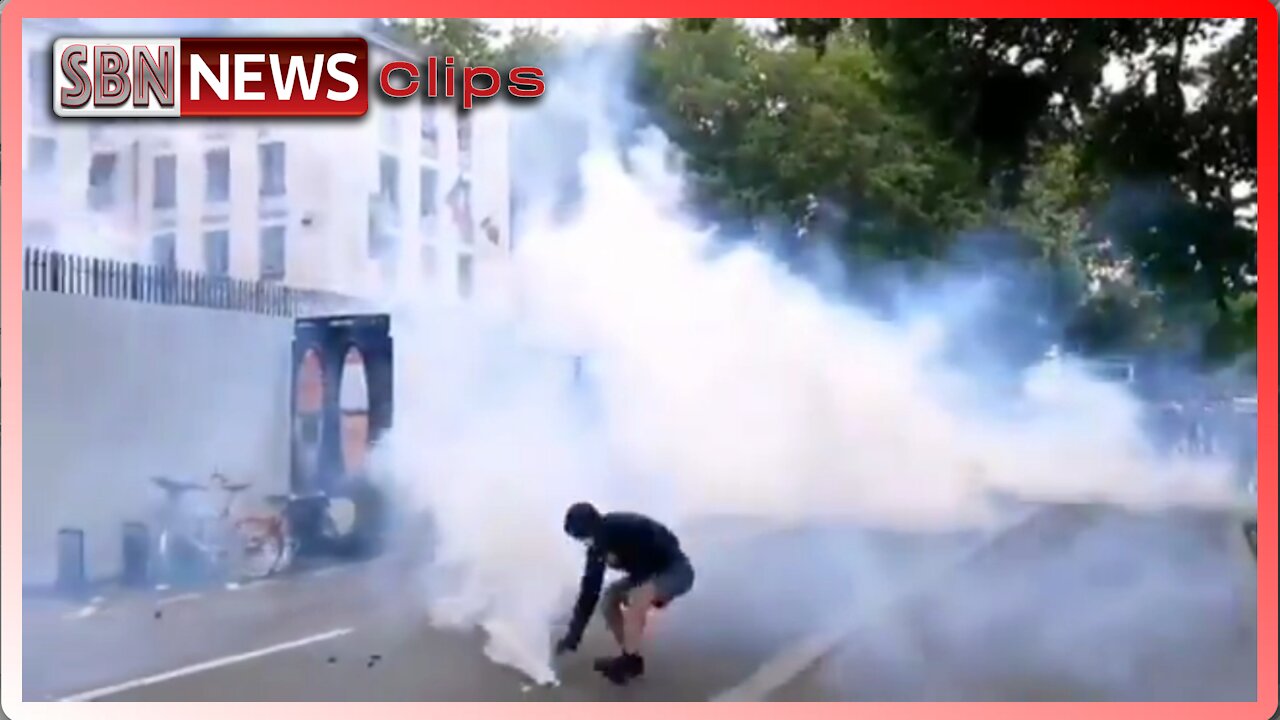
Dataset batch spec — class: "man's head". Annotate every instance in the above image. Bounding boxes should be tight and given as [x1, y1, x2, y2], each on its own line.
[564, 502, 601, 541]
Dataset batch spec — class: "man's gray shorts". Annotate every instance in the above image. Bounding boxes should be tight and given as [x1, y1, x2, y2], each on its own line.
[603, 555, 695, 611]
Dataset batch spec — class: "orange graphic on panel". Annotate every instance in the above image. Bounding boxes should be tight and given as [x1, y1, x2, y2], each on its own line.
[293, 347, 326, 490]
[296, 348, 324, 414]
[339, 347, 370, 478]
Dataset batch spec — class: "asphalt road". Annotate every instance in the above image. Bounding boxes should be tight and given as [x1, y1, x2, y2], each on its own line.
[21, 505, 1259, 702]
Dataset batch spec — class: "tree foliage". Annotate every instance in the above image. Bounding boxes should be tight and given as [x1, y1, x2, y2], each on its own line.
[395, 18, 500, 65]
[659, 18, 1258, 363]
[635, 21, 984, 258]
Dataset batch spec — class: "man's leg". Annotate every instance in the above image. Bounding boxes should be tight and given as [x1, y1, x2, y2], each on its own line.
[600, 558, 695, 683]
[620, 581, 658, 655]
[595, 580, 658, 684]
[593, 579, 636, 673]
[600, 579, 629, 647]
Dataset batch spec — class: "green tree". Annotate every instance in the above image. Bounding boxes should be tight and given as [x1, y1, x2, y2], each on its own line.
[757, 18, 1258, 360]
[1084, 21, 1257, 316]
[498, 25, 563, 68]
[395, 18, 500, 65]
[634, 20, 984, 259]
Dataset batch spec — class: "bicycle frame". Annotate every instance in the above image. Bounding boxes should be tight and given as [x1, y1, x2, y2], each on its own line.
[153, 474, 294, 582]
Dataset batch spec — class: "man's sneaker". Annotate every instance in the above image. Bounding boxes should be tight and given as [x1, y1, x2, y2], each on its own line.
[599, 653, 644, 685]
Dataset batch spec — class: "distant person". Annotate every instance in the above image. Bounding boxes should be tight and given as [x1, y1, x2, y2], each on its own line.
[554, 502, 695, 685]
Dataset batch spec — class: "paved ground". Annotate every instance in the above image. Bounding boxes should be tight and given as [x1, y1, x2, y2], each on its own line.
[21, 505, 1259, 702]
[772, 505, 1259, 701]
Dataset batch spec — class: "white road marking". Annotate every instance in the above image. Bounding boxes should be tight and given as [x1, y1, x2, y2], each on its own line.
[709, 508, 1045, 702]
[156, 592, 202, 607]
[56, 627, 355, 702]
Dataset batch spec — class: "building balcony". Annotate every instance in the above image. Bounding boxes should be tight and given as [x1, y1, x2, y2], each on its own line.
[201, 199, 232, 225]
[258, 190, 288, 220]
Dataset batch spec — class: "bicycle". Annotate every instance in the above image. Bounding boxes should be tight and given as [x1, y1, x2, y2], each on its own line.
[150, 473, 296, 584]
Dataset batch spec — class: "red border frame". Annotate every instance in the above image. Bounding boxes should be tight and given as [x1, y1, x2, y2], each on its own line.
[1, 4, 1274, 718]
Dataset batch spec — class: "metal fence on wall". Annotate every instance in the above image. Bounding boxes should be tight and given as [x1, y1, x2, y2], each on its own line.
[23, 247, 363, 318]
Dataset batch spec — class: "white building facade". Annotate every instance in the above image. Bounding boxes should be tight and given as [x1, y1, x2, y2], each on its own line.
[21, 18, 513, 304]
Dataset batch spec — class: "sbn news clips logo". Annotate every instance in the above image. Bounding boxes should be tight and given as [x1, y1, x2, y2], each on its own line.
[52, 36, 547, 118]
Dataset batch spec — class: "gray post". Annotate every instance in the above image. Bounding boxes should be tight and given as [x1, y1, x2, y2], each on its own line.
[121, 522, 151, 588]
[56, 528, 87, 597]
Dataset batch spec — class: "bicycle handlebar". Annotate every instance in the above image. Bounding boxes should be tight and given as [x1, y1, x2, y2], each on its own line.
[151, 476, 209, 494]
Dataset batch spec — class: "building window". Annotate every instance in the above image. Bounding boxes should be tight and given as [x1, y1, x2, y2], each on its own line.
[203, 229, 230, 277]
[28, 50, 49, 91]
[447, 178, 473, 244]
[457, 253, 473, 298]
[422, 244, 437, 278]
[420, 166, 437, 218]
[27, 51, 54, 126]
[87, 152, 118, 210]
[380, 109, 400, 146]
[457, 114, 472, 153]
[457, 115, 472, 169]
[379, 154, 400, 210]
[153, 154, 177, 209]
[368, 212, 396, 259]
[420, 110, 438, 156]
[28, 50, 50, 100]
[258, 142, 286, 198]
[28, 136, 57, 173]
[152, 232, 177, 269]
[368, 231, 388, 259]
[259, 225, 286, 281]
[205, 147, 231, 203]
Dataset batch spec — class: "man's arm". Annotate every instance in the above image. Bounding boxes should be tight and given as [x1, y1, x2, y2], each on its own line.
[560, 548, 605, 650]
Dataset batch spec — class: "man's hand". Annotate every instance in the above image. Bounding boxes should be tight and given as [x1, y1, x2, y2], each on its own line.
[554, 635, 578, 655]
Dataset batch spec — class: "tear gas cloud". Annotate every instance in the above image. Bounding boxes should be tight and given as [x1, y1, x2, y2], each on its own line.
[371, 38, 1246, 685]
[22, 18, 1250, 694]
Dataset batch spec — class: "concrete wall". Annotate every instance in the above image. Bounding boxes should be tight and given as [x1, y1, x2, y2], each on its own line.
[22, 292, 294, 587]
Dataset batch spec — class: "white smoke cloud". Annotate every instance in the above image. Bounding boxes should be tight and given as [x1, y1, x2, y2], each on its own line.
[23, 18, 1251, 698]
[373, 39, 1241, 685]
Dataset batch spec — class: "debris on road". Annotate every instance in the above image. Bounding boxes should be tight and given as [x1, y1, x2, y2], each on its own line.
[69, 605, 99, 620]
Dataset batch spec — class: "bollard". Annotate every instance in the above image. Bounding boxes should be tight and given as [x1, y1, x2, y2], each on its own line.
[56, 528, 87, 597]
[121, 522, 151, 587]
